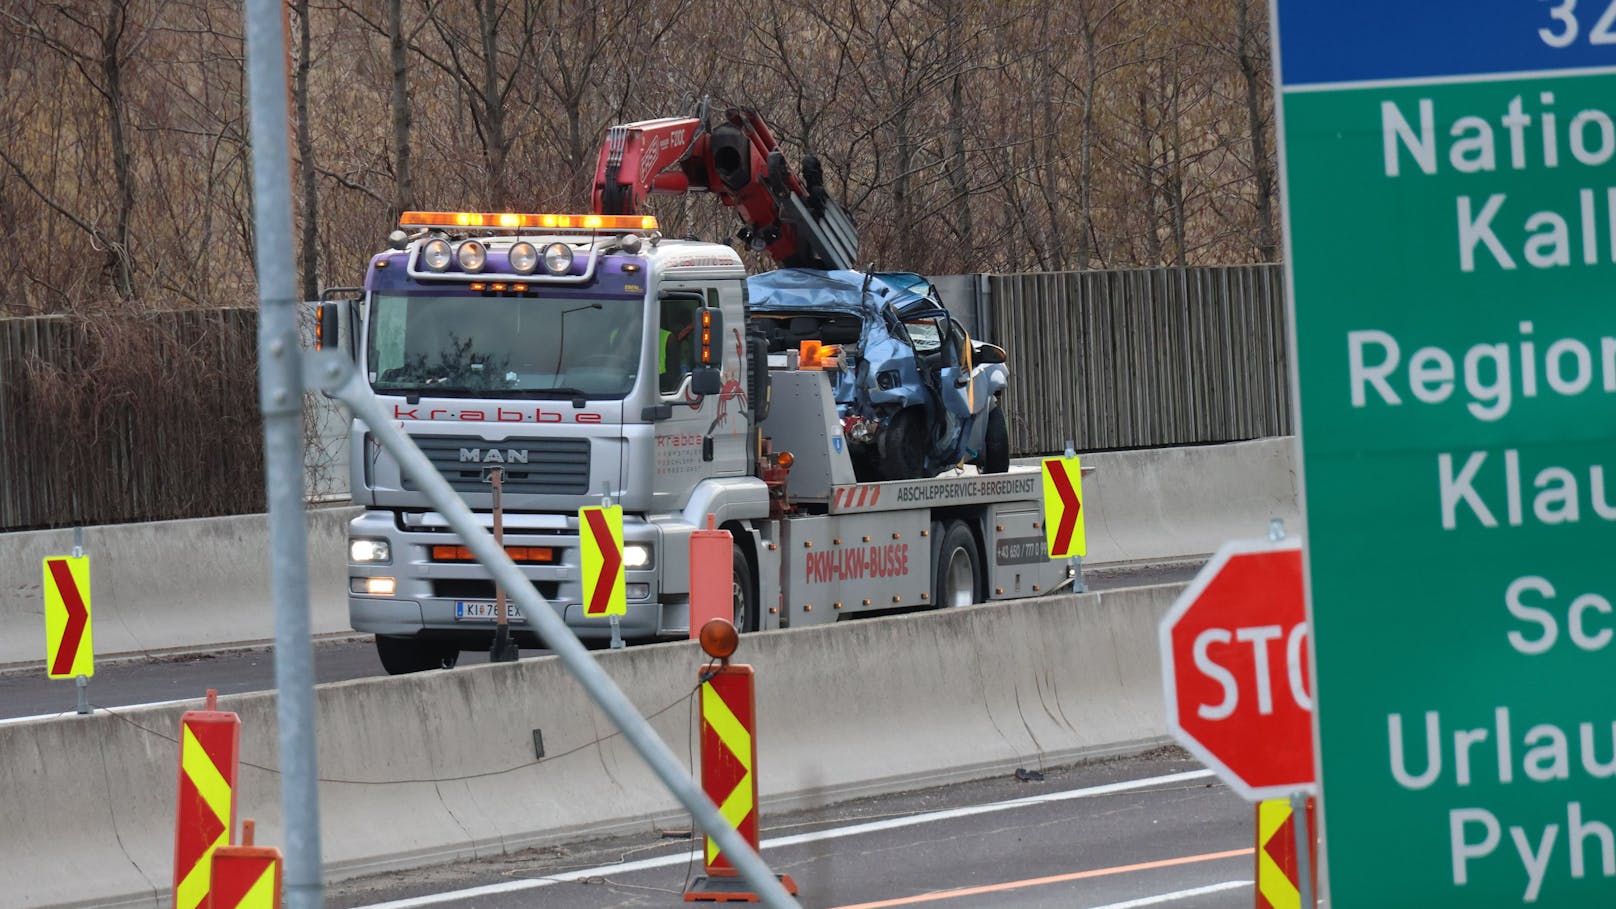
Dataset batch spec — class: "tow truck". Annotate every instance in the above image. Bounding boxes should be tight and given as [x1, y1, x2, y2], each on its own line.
[326, 107, 1069, 673]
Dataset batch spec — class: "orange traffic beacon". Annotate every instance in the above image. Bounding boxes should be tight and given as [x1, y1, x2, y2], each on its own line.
[685, 619, 798, 902]
[208, 820, 283, 909]
[172, 689, 240, 909]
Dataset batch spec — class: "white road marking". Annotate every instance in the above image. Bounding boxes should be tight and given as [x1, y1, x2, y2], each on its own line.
[0, 696, 197, 726]
[350, 768, 1218, 908]
[1087, 880, 1251, 909]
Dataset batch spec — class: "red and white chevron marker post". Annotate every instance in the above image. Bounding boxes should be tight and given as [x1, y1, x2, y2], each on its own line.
[684, 619, 797, 903]
[173, 689, 241, 909]
[208, 819, 283, 909]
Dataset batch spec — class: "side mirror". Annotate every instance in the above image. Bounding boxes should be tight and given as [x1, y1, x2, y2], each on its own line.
[315, 286, 364, 360]
[972, 340, 1007, 365]
[691, 366, 723, 396]
[316, 303, 340, 352]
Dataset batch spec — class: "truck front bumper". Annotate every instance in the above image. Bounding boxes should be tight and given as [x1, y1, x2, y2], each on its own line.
[345, 510, 681, 645]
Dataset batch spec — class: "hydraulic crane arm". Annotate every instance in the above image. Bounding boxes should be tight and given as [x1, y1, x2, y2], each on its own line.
[592, 106, 858, 270]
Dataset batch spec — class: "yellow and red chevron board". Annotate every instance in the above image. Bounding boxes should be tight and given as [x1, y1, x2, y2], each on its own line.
[1040, 456, 1086, 558]
[208, 842, 281, 908]
[42, 555, 93, 678]
[173, 692, 240, 909]
[699, 665, 758, 875]
[1256, 797, 1317, 909]
[579, 504, 626, 617]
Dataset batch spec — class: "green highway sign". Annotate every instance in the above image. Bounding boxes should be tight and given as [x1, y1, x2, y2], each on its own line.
[1273, 2, 1616, 905]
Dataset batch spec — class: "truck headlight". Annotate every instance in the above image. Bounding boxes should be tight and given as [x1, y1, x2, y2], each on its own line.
[623, 543, 652, 569]
[456, 240, 487, 272]
[542, 242, 574, 275]
[508, 242, 538, 274]
[350, 539, 392, 564]
[421, 238, 452, 272]
[351, 577, 396, 596]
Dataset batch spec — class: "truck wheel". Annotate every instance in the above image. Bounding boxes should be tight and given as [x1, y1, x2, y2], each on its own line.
[732, 542, 758, 632]
[375, 635, 460, 675]
[979, 404, 1010, 474]
[877, 408, 927, 480]
[933, 520, 981, 608]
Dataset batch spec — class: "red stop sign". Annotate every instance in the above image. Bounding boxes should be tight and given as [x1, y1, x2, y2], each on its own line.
[1160, 537, 1316, 801]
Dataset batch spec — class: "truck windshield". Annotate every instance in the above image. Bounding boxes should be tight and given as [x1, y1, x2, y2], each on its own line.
[367, 292, 643, 398]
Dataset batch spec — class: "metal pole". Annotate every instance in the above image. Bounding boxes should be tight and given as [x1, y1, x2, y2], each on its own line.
[242, 0, 322, 906]
[72, 527, 89, 714]
[603, 482, 623, 650]
[1063, 440, 1085, 594]
[1293, 791, 1315, 908]
[312, 353, 797, 909]
[1275, 515, 1312, 906]
[488, 468, 517, 662]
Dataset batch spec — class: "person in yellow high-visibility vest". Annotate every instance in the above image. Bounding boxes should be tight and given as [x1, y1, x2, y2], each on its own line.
[659, 298, 698, 393]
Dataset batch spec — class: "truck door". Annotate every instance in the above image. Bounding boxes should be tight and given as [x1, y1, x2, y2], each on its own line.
[652, 285, 749, 491]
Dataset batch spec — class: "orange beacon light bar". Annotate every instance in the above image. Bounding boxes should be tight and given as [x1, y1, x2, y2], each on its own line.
[399, 211, 659, 232]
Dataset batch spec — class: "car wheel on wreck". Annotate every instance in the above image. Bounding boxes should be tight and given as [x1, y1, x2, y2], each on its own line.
[976, 402, 1010, 474]
[877, 407, 928, 480]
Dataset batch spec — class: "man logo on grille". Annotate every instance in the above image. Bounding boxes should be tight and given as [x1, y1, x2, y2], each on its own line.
[458, 448, 530, 464]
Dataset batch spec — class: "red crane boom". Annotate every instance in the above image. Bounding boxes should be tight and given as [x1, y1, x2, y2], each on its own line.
[591, 105, 858, 270]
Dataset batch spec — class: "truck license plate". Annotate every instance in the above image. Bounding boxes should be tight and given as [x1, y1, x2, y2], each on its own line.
[453, 601, 524, 622]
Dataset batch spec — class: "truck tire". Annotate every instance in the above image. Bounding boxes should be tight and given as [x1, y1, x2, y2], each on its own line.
[877, 407, 927, 480]
[375, 635, 460, 675]
[979, 403, 1010, 474]
[933, 520, 981, 608]
[732, 541, 758, 632]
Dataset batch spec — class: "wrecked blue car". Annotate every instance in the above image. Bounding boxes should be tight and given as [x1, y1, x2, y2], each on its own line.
[747, 269, 1010, 481]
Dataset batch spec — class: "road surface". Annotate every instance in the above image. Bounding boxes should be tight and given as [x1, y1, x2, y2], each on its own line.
[325, 748, 1254, 909]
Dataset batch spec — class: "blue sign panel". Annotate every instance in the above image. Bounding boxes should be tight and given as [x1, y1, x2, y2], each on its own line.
[1277, 0, 1616, 86]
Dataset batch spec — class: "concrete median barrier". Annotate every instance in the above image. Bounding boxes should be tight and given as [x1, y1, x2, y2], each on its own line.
[2, 438, 1294, 665]
[1076, 437, 1301, 567]
[0, 582, 1182, 908]
[0, 506, 357, 668]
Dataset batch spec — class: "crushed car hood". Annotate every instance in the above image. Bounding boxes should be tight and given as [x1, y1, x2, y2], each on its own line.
[746, 269, 947, 320]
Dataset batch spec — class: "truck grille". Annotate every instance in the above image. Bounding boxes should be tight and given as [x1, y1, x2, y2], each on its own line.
[406, 437, 591, 495]
[434, 578, 561, 600]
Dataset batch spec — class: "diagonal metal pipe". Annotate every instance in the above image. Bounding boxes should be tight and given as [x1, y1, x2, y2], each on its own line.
[307, 349, 798, 908]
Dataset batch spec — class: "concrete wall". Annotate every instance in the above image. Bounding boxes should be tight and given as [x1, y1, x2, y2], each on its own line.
[0, 583, 1181, 909]
[0, 439, 1298, 668]
[1077, 437, 1302, 567]
[0, 507, 358, 667]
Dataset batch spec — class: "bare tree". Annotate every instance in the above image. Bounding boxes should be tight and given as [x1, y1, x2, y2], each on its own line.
[388, 0, 414, 218]
[1, 0, 156, 301]
[1237, 0, 1276, 260]
[293, 0, 320, 299]
[412, 0, 539, 207]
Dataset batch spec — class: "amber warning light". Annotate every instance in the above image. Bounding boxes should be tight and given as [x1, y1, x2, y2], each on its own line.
[431, 544, 555, 564]
[399, 211, 658, 232]
[699, 618, 739, 662]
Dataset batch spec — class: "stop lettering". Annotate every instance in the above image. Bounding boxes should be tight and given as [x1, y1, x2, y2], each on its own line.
[1159, 536, 1317, 801]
